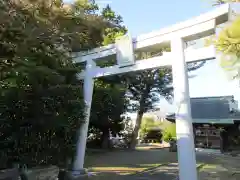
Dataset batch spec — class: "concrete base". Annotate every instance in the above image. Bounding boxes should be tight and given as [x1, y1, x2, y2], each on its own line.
[59, 169, 90, 180]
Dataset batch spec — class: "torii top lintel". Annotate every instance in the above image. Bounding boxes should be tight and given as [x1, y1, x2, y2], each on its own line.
[75, 4, 230, 64]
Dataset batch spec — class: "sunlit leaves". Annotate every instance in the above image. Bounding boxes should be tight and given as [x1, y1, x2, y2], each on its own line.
[216, 19, 240, 53]
[214, 17, 240, 79]
[212, 0, 240, 6]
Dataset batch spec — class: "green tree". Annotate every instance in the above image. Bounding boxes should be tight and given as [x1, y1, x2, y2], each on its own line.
[0, 0, 124, 168]
[162, 123, 176, 142]
[0, 0, 86, 168]
[139, 117, 162, 140]
[124, 67, 173, 149]
[123, 49, 206, 149]
[87, 4, 128, 149]
[101, 4, 127, 45]
[209, 1, 240, 79]
[215, 17, 240, 79]
[79, 1, 206, 150]
[89, 81, 127, 148]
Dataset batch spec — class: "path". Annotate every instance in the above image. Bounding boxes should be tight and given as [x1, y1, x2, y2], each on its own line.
[84, 146, 240, 180]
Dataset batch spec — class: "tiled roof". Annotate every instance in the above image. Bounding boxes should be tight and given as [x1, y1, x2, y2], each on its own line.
[191, 97, 230, 119]
[166, 96, 240, 120]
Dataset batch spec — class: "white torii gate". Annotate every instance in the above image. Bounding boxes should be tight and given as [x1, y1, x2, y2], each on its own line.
[73, 4, 230, 180]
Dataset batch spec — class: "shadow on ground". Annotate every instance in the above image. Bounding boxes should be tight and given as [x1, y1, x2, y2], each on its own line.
[85, 145, 240, 180]
[85, 148, 178, 179]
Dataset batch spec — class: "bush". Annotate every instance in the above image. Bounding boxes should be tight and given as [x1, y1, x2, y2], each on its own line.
[143, 129, 162, 143]
[139, 117, 162, 139]
[0, 1, 85, 168]
[162, 123, 176, 142]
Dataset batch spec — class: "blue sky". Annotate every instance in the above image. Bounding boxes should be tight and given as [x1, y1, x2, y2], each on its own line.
[64, 0, 214, 36]
[64, 0, 240, 111]
[95, 0, 213, 37]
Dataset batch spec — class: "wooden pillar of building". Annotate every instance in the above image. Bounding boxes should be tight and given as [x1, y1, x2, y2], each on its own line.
[220, 129, 228, 153]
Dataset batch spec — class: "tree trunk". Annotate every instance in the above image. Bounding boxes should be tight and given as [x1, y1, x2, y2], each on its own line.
[130, 110, 144, 149]
[101, 129, 110, 149]
[129, 84, 151, 149]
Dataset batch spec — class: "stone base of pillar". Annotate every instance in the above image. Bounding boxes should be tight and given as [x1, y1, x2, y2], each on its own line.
[59, 169, 90, 180]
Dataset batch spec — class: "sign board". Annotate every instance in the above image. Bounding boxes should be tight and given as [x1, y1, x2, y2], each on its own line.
[115, 34, 135, 67]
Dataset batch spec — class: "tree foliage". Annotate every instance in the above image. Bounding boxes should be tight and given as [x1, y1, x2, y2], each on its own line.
[217, 17, 240, 79]
[0, 0, 89, 168]
[83, 3, 208, 149]
[119, 43, 207, 148]
[0, 0, 125, 168]
[162, 123, 176, 142]
[101, 5, 127, 45]
[209, 1, 240, 79]
[81, 3, 128, 148]
[122, 65, 173, 148]
[139, 117, 162, 140]
[89, 80, 128, 148]
[212, 0, 240, 6]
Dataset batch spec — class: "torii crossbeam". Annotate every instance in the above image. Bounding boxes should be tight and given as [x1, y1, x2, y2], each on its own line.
[72, 4, 230, 180]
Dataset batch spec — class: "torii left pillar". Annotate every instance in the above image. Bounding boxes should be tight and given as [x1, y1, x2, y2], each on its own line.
[171, 38, 197, 180]
[72, 60, 95, 175]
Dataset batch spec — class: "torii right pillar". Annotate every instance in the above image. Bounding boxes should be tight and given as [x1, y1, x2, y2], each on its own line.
[171, 37, 198, 180]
